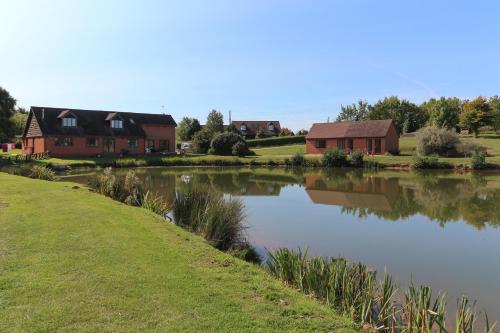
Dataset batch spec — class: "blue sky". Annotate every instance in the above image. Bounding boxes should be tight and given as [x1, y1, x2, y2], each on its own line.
[1, 0, 499, 130]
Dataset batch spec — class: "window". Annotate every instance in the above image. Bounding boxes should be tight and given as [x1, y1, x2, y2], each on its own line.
[348, 139, 354, 150]
[315, 139, 326, 148]
[159, 140, 169, 151]
[268, 123, 275, 131]
[103, 138, 115, 153]
[240, 124, 247, 131]
[337, 139, 345, 150]
[55, 137, 73, 146]
[128, 138, 138, 148]
[375, 138, 381, 154]
[62, 117, 76, 127]
[111, 119, 123, 129]
[146, 139, 155, 150]
[86, 137, 98, 147]
[367, 138, 372, 153]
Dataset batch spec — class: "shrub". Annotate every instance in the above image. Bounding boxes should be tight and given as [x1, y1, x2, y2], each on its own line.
[229, 245, 262, 264]
[172, 188, 247, 251]
[416, 126, 460, 156]
[411, 155, 451, 169]
[89, 168, 144, 205]
[192, 129, 213, 154]
[28, 165, 58, 181]
[456, 141, 486, 157]
[387, 149, 400, 156]
[246, 135, 306, 147]
[210, 132, 246, 156]
[287, 153, 305, 167]
[350, 150, 364, 167]
[471, 151, 487, 169]
[231, 140, 251, 157]
[321, 149, 347, 167]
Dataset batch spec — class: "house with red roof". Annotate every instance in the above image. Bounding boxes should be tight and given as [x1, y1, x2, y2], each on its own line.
[305, 119, 399, 155]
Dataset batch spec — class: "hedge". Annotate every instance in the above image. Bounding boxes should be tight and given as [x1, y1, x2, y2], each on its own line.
[247, 135, 306, 147]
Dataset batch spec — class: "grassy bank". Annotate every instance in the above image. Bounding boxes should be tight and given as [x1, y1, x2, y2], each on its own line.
[0, 173, 356, 332]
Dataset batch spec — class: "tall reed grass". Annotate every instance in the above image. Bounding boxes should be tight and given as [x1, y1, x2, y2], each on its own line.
[266, 248, 494, 333]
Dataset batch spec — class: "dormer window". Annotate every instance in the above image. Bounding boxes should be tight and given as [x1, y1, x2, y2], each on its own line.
[268, 123, 275, 131]
[62, 117, 77, 127]
[240, 124, 247, 131]
[111, 119, 123, 129]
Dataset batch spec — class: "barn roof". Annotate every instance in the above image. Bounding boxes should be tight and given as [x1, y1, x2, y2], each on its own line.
[306, 120, 395, 139]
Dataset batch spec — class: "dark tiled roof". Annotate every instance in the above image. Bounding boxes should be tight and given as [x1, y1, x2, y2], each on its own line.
[24, 106, 176, 138]
[306, 120, 394, 139]
[232, 120, 281, 135]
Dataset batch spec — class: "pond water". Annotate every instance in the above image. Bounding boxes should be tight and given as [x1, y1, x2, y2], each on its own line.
[63, 167, 500, 323]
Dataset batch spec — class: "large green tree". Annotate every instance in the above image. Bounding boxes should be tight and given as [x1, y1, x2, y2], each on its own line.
[0, 86, 17, 142]
[336, 100, 369, 122]
[420, 97, 461, 130]
[460, 96, 491, 137]
[205, 109, 224, 134]
[177, 117, 201, 141]
[368, 96, 426, 134]
[10, 107, 29, 138]
[489, 95, 500, 133]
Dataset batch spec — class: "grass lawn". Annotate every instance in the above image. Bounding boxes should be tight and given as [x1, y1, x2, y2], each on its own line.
[0, 173, 355, 332]
[252, 144, 305, 156]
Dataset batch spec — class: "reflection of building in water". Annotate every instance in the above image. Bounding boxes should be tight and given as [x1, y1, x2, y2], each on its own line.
[305, 175, 400, 211]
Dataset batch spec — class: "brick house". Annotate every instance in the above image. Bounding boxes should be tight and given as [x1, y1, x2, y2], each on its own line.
[306, 119, 399, 155]
[22, 107, 176, 157]
[231, 121, 281, 139]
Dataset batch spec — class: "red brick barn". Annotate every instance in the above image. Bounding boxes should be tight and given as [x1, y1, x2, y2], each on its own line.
[22, 107, 176, 157]
[306, 120, 399, 155]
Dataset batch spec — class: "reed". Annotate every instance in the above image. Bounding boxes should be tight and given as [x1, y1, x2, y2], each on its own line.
[142, 190, 170, 217]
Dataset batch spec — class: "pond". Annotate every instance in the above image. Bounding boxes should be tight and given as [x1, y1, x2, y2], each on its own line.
[63, 167, 500, 323]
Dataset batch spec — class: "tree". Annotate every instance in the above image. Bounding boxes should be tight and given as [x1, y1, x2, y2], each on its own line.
[226, 123, 241, 134]
[368, 96, 426, 134]
[336, 100, 369, 122]
[489, 96, 500, 133]
[205, 109, 224, 134]
[191, 128, 213, 154]
[0, 86, 17, 142]
[10, 107, 29, 138]
[420, 97, 461, 130]
[177, 117, 201, 141]
[279, 127, 294, 136]
[296, 129, 308, 136]
[210, 132, 248, 156]
[460, 96, 491, 137]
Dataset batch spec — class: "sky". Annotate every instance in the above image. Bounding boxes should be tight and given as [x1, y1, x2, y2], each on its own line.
[1, 0, 499, 130]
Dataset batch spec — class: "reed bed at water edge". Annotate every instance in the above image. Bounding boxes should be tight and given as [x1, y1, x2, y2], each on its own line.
[266, 248, 496, 333]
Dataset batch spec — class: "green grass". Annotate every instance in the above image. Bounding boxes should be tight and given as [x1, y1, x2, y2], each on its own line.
[252, 144, 306, 156]
[0, 173, 356, 332]
[0, 148, 22, 156]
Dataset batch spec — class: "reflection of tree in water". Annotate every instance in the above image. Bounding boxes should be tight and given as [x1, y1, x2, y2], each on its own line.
[340, 173, 500, 229]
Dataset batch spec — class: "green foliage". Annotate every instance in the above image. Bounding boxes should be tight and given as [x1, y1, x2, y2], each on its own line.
[350, 150, 364, 167]
[368, 96, 427, 134]
[177, 117, 201, 141]
[255, 127, 267, 139]
[10, 108, 28, 139]
[411, 155, 451, 169]
[287, 152, 305, 167]
[321, 149, 348, 167]
[470, 151, 487, 170]
[89, 168, 144, 206]
[420, 97, 461, 129]
[29, 165, 58, 181]
[460, 96, 492, 137]
[231, 140, 251, 157]
[416, 126, 461, 156]
[0, 86, 17, 142]
[210, 132, 247, 156]
[225, 123, 241, 134]
[336, 99, 369, 122]
[205, 109, 224, 134]
[296, 129, 308, 136]
[172, 187, 247, 251]
[489, 95, 500, 133]
[247, 135, 305, 147]
[228, 245, 262, 264]
[142, 190, 170, 216]
[191, 128, 213, 154]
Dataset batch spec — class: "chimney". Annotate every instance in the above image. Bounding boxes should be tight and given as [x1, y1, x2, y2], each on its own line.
[228, 110, 232, 124]
[42, 108, 45, 120]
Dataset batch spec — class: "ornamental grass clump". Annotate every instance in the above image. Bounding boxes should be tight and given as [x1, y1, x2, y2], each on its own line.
[28, 165, 58, 181]
[89, 168, 144, 206]
[142, 190, 171, 217]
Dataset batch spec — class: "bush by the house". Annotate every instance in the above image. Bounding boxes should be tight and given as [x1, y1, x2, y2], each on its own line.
[349, 150, 364, 167]
[247, 135, 306, 147]
[231, 141, 251, 157]
[411, 155, 452, 169]
[210, 132, 249, 156]
[471, 151, 488, 169]
[321, 149, 348, 167]
[191, 128, 213, 154]
[416, 126, 460, 156]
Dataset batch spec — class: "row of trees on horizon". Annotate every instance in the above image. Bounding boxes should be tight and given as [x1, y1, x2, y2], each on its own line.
[336, 95, 500, 137]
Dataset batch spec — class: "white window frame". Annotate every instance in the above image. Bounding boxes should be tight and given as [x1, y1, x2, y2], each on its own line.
[111, 119, 123, 129]
[62, 117, 77, 127]
[240, 124, 247, 131]
[268, 123, 275, 131]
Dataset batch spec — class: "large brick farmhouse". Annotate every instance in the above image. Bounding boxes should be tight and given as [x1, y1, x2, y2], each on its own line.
[306, 119, 398, 155]
[22, 107, 176, 157]
[231, 120, 281, 138]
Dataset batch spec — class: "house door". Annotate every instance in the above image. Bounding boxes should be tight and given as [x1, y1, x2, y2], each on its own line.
[375, 138, 381, 154]
[367, 138, 372, 153]
[103, 138, 115, 153]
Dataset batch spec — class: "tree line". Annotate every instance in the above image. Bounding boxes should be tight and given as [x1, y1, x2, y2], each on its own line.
[336, 95, 500, 137]
[0, 86, 28, 143]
